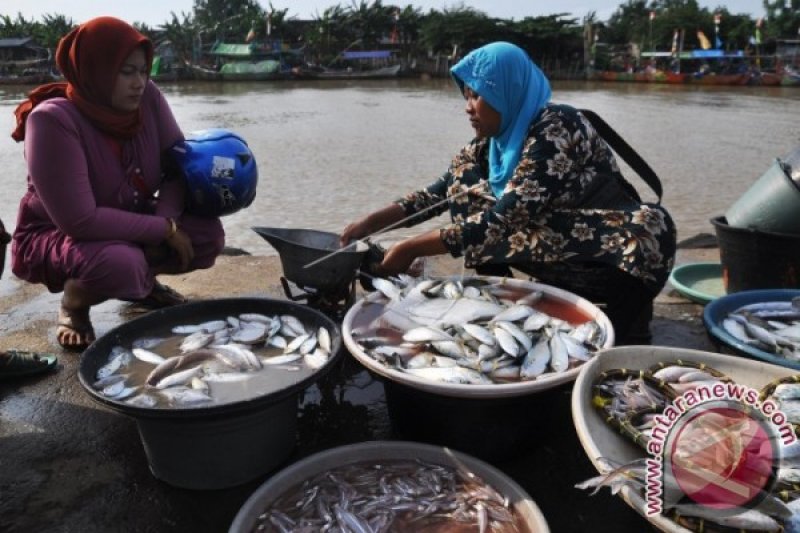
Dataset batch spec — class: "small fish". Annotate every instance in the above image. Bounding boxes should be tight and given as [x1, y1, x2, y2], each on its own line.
[461, 323, 495, 346]
[491, 304, 535, 324]
[402, 366, 492, 385]
[261, 354, 302, 365]
[520, 338, 550, 379]
[231, 323, 267, 345]
[493, 326, 519, 358]
[96, 349, 128, 380]
[285, 333, 311, 354]
[317, 327, 331, 354]
[180, 331, 215, 353]
[132, 348, 166, 365]
[158, 386, 212, 405]
[153, 365, 203, 390]
[280, 315, 307, 337]
[403, 326, 453, 343]
[371, 278, 403, 300]
[303, 351, 328, 369]
[548, 333, 569, 373]
[126, 394, 158, 408]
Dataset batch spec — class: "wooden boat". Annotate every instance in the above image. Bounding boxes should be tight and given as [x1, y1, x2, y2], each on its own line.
[0, 71, 56, 85]
[751, 71, 782, 86]
[304, 64, 402, 80]
[782, 68, 800, 86]
[686, 72, 750, 85]
[594, 70, 686, 84]
[189, 64, 223, 81]
[192, 41, 304, 82]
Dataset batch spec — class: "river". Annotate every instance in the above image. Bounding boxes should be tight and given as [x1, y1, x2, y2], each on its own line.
[0, 78, 798, 267]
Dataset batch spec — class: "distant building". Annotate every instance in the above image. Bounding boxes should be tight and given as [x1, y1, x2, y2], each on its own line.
[0, 37, 51, 76]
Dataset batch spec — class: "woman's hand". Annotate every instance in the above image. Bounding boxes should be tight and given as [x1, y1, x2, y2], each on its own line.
[378, 230, 448, 277]
[340, 204, 407, 248]
[164, 219, 194, 271]
[379, 241, 417, 277]
[340, 218, 371, 247]
[165, 229, 194, 271]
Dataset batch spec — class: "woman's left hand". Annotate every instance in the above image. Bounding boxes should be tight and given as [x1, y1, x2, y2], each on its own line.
[378, 230, 448, 277]
[379, 242, 417, 277]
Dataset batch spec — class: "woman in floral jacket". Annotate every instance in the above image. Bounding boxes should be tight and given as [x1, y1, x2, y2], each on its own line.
[341, 42, 676, 342]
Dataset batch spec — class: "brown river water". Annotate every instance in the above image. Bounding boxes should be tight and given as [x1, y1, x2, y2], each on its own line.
[1, 78, 798, 271]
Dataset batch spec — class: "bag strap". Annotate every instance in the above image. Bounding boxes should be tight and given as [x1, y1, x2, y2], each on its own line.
[579, 108, 663, 203]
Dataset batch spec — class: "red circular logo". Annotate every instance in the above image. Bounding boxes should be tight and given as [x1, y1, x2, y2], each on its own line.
[667, 405, 776, 510]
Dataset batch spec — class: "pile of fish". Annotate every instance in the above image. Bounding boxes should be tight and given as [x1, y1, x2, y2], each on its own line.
[91, 313, 332, 408]
[584, 362, 800, 532]
[592, 362, 730, 448]
[766, 378, 800, 428]
[722, 299, 800, 359]
[253, 458, 524, 533]
[351, 275, 606, 385]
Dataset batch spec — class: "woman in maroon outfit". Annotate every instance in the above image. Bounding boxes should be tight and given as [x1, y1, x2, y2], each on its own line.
[10, 17, 224, 350]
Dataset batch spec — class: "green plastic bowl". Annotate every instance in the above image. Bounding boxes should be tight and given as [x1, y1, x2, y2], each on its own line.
[668, 262, 725, 304]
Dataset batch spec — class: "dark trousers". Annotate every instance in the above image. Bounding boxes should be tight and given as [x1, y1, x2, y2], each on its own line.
[475, 261, 656, 345]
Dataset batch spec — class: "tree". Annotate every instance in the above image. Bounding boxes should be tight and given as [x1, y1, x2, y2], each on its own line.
[158, 11, 197, 63]
[763, 0, 800, 39]
[192, 0, 265, 43]
[418, 6, 503, 56]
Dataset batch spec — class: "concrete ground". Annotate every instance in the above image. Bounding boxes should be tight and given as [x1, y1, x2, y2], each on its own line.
[0, 244, 723, 533]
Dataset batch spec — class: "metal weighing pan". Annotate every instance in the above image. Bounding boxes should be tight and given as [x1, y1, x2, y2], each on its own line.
[252, 227, 368, 292]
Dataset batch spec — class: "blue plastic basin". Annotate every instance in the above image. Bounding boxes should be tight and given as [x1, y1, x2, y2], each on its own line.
[703, 288, 800, 370]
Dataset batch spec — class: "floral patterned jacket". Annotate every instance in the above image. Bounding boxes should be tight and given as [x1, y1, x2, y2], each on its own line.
[395, 103, 676, 292]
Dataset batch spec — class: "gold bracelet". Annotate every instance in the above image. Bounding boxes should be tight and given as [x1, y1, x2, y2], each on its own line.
[165, 217, 177, 240]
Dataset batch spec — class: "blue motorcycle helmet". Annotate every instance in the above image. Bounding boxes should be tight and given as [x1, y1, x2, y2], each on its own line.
[168, 128, 258, 217]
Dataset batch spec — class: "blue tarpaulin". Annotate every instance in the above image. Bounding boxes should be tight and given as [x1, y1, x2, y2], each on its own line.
[341, 50, 392, 60]
[690, 49, 744, 58]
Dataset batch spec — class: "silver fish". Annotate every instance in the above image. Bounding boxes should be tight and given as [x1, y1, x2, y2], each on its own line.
[303, 351, 328, 370]
[261, 354, 303, 365]
[548, 333, 569, 373]
[402, 366, 492, 385]
[520, 338, 550, 379]
[461, 323, 495, 346]
[317, 327, 331, 354]
[132, 347, 166, 365]
[153, 365, 203, 390]
[403, 326, 453, 343]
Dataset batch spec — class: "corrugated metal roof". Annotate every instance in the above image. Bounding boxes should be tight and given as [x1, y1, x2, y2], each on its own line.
[0, 37, 35, 48]
[342, 50, 392, 60]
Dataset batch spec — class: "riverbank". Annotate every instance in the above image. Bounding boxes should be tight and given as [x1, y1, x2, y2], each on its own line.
[1, 245, 722, 532]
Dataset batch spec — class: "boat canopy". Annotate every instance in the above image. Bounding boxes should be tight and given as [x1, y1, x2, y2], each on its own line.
[210, 42, 303, 58]
[641, 50, 745, 59]
[341, 50, 393, 60]
[220, 60, 281, 74]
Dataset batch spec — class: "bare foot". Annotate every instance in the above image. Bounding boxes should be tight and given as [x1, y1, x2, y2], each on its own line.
[56, 306, 95, 351]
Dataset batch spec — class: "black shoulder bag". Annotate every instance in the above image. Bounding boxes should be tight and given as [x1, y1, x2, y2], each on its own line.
[576, 108, 664, 208]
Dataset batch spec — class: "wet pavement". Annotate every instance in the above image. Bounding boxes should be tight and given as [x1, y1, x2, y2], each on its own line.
[0, 245, 722, 533]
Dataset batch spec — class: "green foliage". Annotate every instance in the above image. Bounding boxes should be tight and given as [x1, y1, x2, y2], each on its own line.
[763, 0, 800, 40]
[192, 0, 265, 43]
[2, 0, 797, 72]
[0, 12, 75, 49]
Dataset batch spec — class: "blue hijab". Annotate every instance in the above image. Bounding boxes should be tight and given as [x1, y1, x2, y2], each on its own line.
[450, 42, 551, 198]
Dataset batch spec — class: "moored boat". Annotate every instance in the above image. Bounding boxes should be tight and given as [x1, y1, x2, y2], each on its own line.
[304, 63, 402, 80]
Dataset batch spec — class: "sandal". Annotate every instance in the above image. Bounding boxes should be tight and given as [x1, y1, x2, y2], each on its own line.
[0, 350, 58, 380]
[134, 281, 188, 310]
[57, 307, 96, 352]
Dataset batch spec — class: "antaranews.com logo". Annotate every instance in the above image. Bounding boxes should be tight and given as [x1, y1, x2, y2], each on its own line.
[645, 381, 795, 516]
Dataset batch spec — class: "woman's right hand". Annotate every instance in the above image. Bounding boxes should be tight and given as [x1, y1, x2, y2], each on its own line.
[165, 228, 194, 271]
[340, 218, 371, 247]
[340, 204, 407, 248]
